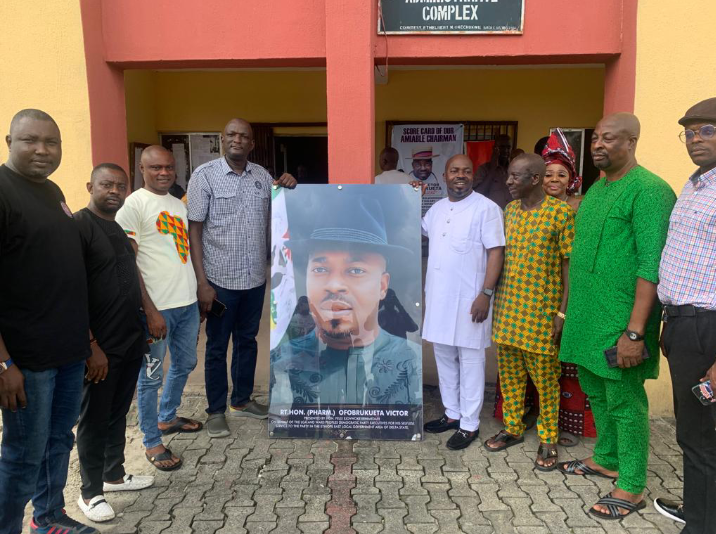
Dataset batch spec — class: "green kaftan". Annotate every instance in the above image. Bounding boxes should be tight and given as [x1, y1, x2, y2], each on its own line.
[560, 166, 676, 380]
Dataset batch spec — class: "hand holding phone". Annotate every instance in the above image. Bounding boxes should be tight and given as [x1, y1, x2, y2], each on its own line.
[210, 299, 227, 318]
[693, 380, 716, 406]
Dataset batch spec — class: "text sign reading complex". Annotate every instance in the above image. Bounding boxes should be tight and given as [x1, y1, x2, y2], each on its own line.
[269, 185, 424, 440]
[380, 0, 524, 34]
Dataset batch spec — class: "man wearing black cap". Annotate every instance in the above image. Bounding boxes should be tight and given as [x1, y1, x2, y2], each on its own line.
[270, 194, 421, 407]
[655, 97, 716, 533]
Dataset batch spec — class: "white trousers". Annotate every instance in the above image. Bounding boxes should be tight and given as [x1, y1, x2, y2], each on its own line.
[433, 343, 486, 432]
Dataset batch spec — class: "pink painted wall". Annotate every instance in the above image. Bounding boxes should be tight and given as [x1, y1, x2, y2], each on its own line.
[102, 0, 327, 68]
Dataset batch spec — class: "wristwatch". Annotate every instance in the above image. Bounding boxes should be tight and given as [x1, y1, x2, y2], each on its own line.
[482, 288, 495, 298]
[625, 329, 645, 342]
[0, 358, 14, 374]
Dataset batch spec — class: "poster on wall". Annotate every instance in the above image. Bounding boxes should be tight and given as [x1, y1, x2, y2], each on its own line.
[391, 123, 464, 216]
[269, 185, 423, 440]
[379, 0, 524, 34]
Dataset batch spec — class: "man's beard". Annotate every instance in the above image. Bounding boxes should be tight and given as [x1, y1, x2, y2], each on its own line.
[321, 324, 353, 340]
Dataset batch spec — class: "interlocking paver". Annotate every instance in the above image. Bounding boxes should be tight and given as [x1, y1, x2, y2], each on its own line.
[17, 385, 686, 534]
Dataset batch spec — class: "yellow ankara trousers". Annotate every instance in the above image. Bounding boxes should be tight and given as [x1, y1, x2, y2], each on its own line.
[497, 344, 561, 444]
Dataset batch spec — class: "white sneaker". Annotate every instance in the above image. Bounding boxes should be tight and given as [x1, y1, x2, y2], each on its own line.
[77, 494, 115, 522]
[103, 473, 155, 492]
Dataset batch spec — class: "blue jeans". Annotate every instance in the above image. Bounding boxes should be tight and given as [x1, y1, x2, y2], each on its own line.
[0, 360, 85, 534]
[205, 282, 265, 414]
[138, 303, 199, 449]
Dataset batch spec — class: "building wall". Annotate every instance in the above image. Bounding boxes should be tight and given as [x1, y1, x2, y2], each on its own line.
[0, 0, 93, 212]
[123, 66, 604, 173]
[634, 0, 716, 416]
[375, 67, 605, 168]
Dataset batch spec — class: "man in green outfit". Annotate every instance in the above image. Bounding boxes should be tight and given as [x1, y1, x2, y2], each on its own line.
[559, 113, 676, 520]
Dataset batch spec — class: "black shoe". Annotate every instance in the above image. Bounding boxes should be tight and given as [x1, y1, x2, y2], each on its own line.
[653, 498, 685, 524]
[424, 414, 460, 434]
[446, 428, 479, 450]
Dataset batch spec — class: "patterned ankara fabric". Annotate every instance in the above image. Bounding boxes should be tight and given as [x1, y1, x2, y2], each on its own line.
[541, 129, 582, 195]
[187, 157, 272, 291]
[492, 362, 597, 438]
[493, 195, 575, 355]
[658, 167, 716, 309]
[497, 344, 561, 443]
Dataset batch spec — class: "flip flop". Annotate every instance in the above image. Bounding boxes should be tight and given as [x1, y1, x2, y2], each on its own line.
[589, 493, 646, 520]
[558, 431, 579, 447]
[146, 448, 183, 472]
[484, 430, 524, 452]
[534, 443, 559, 472]
[559, 459, 617, 480]
[160, 417, 203, 436]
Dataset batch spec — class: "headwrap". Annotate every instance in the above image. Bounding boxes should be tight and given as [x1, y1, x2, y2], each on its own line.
[541, 128, 582, 195]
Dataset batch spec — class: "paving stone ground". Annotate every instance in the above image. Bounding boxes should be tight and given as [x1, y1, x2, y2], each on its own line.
[19, 385, 685, 533]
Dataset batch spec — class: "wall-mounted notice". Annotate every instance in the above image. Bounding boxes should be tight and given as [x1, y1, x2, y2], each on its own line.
[379, 0, 524, 34]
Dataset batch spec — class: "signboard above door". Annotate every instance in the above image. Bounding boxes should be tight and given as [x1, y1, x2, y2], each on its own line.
[379, 0, 523, 34]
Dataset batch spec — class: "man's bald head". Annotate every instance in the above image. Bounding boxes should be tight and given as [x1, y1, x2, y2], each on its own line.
[9, 109, 58, 136]
[222, 118, 255, 163]
[592, 113, 641, 175]
[444, 153, 473, 173]
[139, 145, 176, 195]
[444, 154, 475, 201]
[140, 145, 172, 164]
[597, 112, 641, 139]
[5, 109, 62, 180]
[506, 153, 546, 200]
[379, 147, 399, 171]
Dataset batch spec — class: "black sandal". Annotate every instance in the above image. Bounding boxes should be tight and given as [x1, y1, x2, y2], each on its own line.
[160, 417, 203, 436]
[559, 459, 617, 480]
[484, 430, 524, 452]
[146, 447, 183, 472]
[534, 444, 559, 472]
[589, 493, 646, 520]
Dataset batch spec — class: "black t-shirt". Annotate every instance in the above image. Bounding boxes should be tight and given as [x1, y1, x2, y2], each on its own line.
[74, 208, 144, 358]
[0, 164, 90, 371]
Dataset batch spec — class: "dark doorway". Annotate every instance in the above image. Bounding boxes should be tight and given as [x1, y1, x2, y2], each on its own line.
[274, 136, 329, 184]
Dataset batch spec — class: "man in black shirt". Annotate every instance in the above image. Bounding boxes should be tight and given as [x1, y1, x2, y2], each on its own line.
[74, 164, 154, 523]
[0, 109, 97, 534]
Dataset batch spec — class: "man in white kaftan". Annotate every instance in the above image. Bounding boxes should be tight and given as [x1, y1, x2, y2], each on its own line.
[417, 154, 505, 450]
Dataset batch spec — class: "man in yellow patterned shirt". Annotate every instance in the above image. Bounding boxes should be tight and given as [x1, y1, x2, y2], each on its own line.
[484, 153, 575, 471]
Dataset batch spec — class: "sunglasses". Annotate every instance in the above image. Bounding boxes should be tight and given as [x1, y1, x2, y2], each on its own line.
[679, 124, 716, 143]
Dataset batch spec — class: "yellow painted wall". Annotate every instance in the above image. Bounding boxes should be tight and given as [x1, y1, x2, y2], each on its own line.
[376, 67, 605, 170]
[0, 0, 93, 212]
[634, 0, 716, 417]
[125, 70, 159, 145]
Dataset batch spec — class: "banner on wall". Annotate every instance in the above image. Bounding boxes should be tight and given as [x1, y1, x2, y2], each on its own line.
[391, 123, 464, 216]
[269, 185, 424, 440]
[379, 0, 524, 34]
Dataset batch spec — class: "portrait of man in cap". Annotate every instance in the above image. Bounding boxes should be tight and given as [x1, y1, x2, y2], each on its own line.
[407, 146, 447, 215]
[269, 189, 422, 412]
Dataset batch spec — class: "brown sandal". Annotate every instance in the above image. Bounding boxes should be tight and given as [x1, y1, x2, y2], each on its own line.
[534, 443, 558, 472]
[484, 430, 524, 452]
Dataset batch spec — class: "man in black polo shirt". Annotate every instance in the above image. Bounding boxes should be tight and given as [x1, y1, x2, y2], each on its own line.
[0, 109, 97, 534]
[74, 163, 154, 523]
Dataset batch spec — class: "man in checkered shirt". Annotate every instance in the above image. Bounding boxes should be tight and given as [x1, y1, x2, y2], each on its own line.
[654, 97, 716, 533]
[187, 118, 297, 438]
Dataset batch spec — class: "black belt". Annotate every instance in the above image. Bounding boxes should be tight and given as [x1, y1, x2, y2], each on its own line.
[663, 304, 716, 320]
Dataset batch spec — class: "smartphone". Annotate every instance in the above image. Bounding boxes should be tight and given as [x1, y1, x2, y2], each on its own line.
[692, 380, 716, 406]
[210, 299, 227, 318]
[604, 345, 650, 368]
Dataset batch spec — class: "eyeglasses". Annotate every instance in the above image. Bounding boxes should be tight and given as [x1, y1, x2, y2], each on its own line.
[679, 124, 716, 143]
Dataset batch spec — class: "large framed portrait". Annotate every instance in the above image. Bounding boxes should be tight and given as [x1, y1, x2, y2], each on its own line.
[269, 184, 423, 440]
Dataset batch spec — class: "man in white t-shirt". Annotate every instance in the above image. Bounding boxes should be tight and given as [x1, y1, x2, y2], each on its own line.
[116, 146, 203, 472]
[374, 147, 407, 185]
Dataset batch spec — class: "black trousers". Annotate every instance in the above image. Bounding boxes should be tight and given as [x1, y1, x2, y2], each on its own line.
[76, 349, 143, 499]
[662, 309, 716, 534]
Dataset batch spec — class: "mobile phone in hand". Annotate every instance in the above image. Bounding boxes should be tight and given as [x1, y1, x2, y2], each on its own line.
[210, 299, 227, 318]
[692, 380, 716, 406]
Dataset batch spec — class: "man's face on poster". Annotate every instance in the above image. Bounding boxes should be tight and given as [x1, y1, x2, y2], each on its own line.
[412, 159, 433, 181]
[306, 248, 390, 347]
